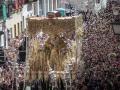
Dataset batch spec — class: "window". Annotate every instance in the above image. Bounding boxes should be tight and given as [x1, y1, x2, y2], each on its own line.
[57, 0, 61, 8]
[21, 21, 23, 32]
[49, 0, 52, 11]
[33, 2, 38, 16]
[7, 4, 13, 17]
[10, 28, 12, 38]
[27, 3, 32, 11]
[14, 25, 16, 38]
[0, 5, 3, 19]
[96, 0, 100, 3]
[53, 0, 56, 10]
[22, 16, 24, 30]
[17, 23, 20, 35]
[39, 0, 43, 16]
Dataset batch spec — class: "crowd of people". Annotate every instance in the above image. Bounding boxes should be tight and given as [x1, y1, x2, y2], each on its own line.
[0, 62, 24, 90]
[76, 2, 120, 90]
[0, 33, 25, 90]
[0, 1, 120, 90]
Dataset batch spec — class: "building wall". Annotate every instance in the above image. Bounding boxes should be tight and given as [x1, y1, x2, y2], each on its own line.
[39, 0, 63, 16]
[22, 4, 33, 30]
[6, 1, 38, 38]
[22, 1, 38, 30]
[0, 0, 38, 48]
[6, 12, 22, 38]
[32, 1, 39, 16]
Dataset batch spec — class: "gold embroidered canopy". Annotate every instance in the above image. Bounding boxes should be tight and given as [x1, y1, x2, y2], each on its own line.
[27, 16, 82, 36]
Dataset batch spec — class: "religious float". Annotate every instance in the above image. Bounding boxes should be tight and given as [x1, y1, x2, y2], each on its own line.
[25, 14, 84, 89]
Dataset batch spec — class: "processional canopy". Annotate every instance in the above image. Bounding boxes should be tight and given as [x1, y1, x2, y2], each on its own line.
[28, 16, 82, 36]
[27, 16, 83, 80]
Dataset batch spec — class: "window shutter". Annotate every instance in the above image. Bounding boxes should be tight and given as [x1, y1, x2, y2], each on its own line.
[0, 5, 2, 19]
[2, 4, 7, 21]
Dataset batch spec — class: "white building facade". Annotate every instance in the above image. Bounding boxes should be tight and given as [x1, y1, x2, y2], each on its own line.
[4, 1, 38, 48]
[6, 1, 38, 38]
[39, 0, 66, 16]
[22, 3, 34, 31]
[6, 11, 22, 39]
